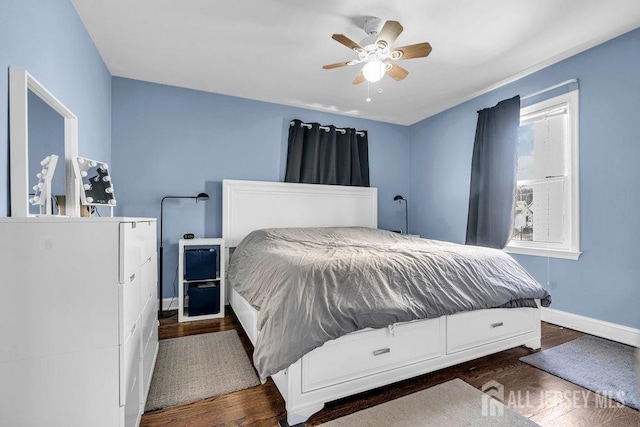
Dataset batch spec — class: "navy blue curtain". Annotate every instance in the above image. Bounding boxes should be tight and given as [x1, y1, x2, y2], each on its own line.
[466, 96, 521, 249]
[285, 120, 369, 187]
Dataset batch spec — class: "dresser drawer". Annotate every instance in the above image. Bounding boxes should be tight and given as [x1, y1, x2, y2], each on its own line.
[137, 220, 157, 261]
[142, 326, 159, 400]
[119, 221, 156, 284]
[141, 290, 158, 350]
[119, 222, 142, 284]
[301, 318, 442, 393]
[120, 322, 141, 409]
[140, 254, 157, 310]
[120, 271, 141, 345]
[446, 307, 535, 354]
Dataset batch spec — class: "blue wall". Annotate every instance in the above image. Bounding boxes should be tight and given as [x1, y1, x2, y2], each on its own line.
[111, 77, 410, 300]
[0, 0, 111, 216]
[408, 28, 640, 328]
[4, 1, 637, 328]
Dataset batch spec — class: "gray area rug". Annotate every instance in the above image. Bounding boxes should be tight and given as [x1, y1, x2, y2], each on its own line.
[145, 330, 260, 411]
[319, 378, 538, 426]
[520, 335, 639, 410]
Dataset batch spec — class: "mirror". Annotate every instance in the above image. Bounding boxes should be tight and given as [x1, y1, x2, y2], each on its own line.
[72, 156, 116, 213]
[27, 92, 65, 215]
[9, 68, 79, 217]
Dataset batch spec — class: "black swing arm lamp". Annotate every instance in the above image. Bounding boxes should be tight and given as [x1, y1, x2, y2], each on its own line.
[394, 194, 409, 235]
[158, 192, 209, 318]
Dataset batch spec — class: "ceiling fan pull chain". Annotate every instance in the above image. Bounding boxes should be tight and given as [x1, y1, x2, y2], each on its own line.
[366, 81, 371, 103]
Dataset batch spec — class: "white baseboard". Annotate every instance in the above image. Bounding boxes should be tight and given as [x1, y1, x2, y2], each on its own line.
[541, 307, 640, 347]
[161, 298, 180, 311]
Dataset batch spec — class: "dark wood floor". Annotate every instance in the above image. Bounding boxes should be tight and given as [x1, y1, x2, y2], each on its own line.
[140, 307, 639, 427]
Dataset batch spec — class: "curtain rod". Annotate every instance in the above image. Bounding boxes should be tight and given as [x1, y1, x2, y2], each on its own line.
[521, 78, 578, 101]
[290, 121, 366, 136]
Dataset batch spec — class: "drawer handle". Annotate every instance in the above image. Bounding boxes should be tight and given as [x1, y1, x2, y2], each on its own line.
[373, 347, 391, 356]
[491, 322, 504, 328]
[130, 273, 136, 282]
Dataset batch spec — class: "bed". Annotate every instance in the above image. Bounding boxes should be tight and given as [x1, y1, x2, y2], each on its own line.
[222, 179, 548, 425]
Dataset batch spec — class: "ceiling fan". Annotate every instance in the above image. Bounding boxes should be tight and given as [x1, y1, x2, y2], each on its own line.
[322, 17, 432, 85]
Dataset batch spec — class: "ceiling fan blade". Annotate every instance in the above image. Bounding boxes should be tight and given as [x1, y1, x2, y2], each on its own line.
[352, 71, 365, 85]
[392, 42, 432, 60]
[376, 20, 403, 47]
[387, 62, 409, 81]
[332, 34, 363, 51]
[322, 61, 355, 70]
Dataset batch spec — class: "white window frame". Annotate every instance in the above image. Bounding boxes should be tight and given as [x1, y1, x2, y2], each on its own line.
[505, 90, 581, 260]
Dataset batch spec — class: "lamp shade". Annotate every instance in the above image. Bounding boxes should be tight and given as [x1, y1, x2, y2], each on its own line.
[362, 61, 386, 82]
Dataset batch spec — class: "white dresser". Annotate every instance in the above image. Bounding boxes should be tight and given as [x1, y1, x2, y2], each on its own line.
[0, 217, 159, 427]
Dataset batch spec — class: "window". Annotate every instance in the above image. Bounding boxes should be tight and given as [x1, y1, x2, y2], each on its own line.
[505, 90, 580, 260]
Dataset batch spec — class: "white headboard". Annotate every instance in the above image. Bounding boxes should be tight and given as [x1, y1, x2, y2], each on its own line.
[222, 180, 378, 247]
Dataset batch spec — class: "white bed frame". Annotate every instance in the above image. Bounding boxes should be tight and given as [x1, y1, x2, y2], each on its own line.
[222, 179, 541, 425]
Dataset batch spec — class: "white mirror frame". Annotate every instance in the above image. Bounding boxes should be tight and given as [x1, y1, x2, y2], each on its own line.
[9, 68, 79, 217]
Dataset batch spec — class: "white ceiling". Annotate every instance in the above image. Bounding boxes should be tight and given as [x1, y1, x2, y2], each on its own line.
[71, 0, 640, 126]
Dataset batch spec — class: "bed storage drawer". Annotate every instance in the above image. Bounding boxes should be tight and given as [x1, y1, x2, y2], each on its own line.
[446, 307, 535, 354]
[301, 317, 442, 393]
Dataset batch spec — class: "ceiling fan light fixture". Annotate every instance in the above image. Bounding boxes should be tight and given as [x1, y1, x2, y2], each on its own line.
[362, 60, 386, 82]
[390, 50, 403, 60]
[323, 19, 432, 85]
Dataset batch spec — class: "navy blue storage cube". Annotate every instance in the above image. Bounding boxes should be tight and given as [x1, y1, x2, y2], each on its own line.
[184, 249, 217, 281]
[188, 282, 220, 316]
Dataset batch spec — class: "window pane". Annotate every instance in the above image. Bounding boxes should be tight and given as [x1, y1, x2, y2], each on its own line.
[532, 114, 566, 179]
[517, 124, 534, 181]
[513, 179, 564, 243]
[517, 113, 566, 181]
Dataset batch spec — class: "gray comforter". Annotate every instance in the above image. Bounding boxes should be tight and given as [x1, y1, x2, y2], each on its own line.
[227, 227, 551, 380]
